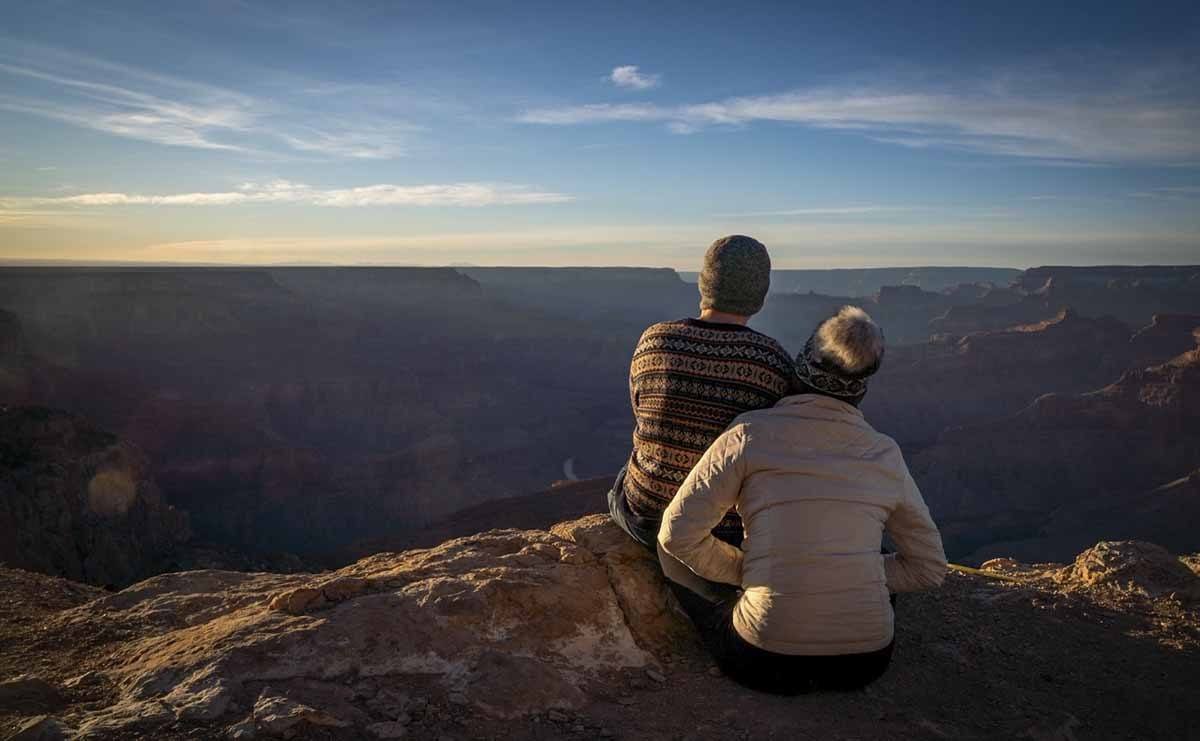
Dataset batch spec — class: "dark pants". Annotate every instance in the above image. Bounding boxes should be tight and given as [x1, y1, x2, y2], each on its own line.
[606, 466, 660, 552]
[658, 543, 894, 696]
[606, 466, 743, 552]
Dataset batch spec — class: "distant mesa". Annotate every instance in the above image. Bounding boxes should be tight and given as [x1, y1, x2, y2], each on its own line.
[2, 263, 1200, 581]
[679, 266, 1023, 297]
[863, 308, 1139, 448]
[914, 338, 1200, 563]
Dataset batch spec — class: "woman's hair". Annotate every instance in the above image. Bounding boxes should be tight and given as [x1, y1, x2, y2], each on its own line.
[794, 307, 885, 403]
[809, 306, 885, 377]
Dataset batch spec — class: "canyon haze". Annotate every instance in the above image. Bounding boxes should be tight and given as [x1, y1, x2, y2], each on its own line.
[1, 263, 1199, 584]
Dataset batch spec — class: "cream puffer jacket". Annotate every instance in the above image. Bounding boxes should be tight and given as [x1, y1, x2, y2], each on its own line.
[658, 394, 948, 656]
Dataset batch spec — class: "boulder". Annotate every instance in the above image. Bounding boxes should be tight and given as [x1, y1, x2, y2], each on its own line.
[1052, 541, 1200, 602]
[0, 678, 66, 715]
[31, 515, 676, 737]
[6, 715, 72, 741]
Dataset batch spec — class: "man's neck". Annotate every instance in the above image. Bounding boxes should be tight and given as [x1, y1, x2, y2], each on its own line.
[697, 308, 751, 326]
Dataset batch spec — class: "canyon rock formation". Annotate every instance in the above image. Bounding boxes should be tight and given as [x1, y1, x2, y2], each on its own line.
[0, 517, 1197, 740]
[0, 406, 189, 587]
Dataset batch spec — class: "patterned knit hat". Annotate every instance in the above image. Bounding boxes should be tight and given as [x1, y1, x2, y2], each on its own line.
[698, 235, 771, 316]
[795, 306, 885, 398]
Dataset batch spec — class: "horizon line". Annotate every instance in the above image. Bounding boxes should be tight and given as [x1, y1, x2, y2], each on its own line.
[4, 259, 1200, 271]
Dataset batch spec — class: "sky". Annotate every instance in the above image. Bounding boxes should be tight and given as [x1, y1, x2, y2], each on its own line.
[1, 0, 1198, 269]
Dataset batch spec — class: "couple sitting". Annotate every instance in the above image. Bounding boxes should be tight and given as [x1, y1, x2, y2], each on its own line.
[608, 235, 947, 695]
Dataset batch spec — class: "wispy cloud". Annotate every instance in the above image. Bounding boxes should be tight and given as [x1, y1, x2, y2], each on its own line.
[1128, 185, 1200, 200]
[0, 47, 415, 159]
[521, 62, 1200, 164]
[1, 180, 573, 208]
[609, 65, 661, 91]
[521, 102, 663, 125]
[0, 58, 257, 152]
[275, 123, 417, 160]
[745, 205, 923, 217]
[0, 208, 91, 226]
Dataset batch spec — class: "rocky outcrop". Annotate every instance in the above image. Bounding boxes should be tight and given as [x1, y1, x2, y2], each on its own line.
[0, 406, 190, 586]
[1015, 265, 1200, 294]
[968, 469, 1200, 565]
[913, 342, 1200, 560]
[683, 267, 1022, 298]
[756, 282, 1015, 349]
[1127, 314, 1200, 370]
[1012, 265, 1200, 329]
[0, 521, 1197, 740]
[1051, 541, 1200, 602]
[981, 540, 1200, 651]
[0, 516, 683, 738]
[866, 309, 1136, 445]
[927, 297, 1060, 337]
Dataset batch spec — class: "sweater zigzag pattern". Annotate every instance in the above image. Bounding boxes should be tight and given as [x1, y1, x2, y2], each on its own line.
[623, 318, 795, 536]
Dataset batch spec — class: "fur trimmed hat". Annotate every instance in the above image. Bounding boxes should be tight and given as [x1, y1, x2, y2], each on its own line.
[795, 306, 885, 398]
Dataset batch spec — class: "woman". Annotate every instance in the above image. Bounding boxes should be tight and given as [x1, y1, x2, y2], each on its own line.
[657, 306, 947, 695]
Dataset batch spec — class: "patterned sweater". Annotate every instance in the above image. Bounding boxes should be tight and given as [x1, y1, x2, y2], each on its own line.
[621, 318, 795, 539]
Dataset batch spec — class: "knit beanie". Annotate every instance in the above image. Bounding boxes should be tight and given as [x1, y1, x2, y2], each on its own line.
[795, 306, 885, 398]
[698, 235, 771, 316]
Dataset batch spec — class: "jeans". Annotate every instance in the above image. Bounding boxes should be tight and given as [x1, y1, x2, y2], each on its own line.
[658, 543, 894, 695]
[606, 465, 744, 552]
[606, 465, 663, 553]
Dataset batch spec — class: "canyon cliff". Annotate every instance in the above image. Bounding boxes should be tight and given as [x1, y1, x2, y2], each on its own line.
[0, 406, 189, 586]
[0, 516, 1196, 740]
[914, 339, 1200, 561]
[3, 264, 1200, 573]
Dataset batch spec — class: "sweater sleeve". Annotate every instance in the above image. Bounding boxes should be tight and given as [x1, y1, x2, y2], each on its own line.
[628, 331, 644, 414]
[657, 425, 747, 586]
[883, 463, 948, 592]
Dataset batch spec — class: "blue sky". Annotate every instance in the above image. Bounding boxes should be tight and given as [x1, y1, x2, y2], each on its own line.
[1, 0, 1198, 268]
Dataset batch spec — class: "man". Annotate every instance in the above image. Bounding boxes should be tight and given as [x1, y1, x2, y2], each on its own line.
[607, 235, 795, 550]
[657, 306, 947, 694]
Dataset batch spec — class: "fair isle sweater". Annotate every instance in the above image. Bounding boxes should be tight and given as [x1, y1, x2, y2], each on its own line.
[620, 318, 795, 539]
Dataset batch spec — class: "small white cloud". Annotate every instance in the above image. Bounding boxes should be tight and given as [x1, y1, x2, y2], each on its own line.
[609, 65, 660, 91]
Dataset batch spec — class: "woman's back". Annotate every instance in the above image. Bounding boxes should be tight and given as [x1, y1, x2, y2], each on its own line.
[660, 393, 947, 656]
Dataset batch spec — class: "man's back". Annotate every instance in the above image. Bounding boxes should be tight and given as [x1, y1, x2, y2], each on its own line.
[622, 317, 794, 539]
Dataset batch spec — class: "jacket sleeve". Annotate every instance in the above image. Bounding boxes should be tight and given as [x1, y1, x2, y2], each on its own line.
[657, 425, 747, 586]
[883, 462, 948, 592]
